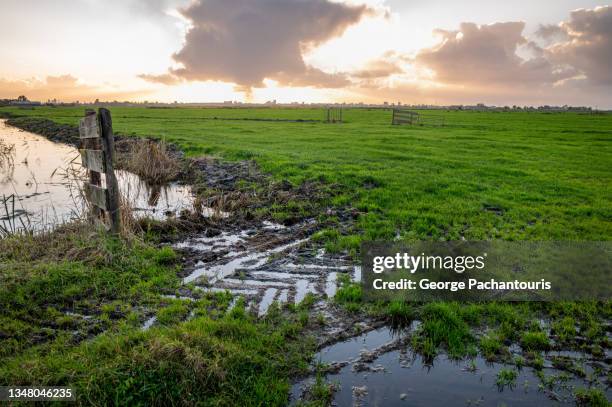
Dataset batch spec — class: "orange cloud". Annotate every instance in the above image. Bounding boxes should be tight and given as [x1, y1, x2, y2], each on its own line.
[0, 75, 152, 102]
[138, 73, 183, 86]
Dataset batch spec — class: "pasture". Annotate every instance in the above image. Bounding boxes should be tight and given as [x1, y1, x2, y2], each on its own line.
[2, 106, 610, 245]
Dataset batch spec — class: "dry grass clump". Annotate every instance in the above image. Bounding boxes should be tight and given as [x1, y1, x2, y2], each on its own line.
[0, 139, 15, 170]
[117, 139, 180, 185]
[0, 221, 97, 263]
[117, 192, 141, 236]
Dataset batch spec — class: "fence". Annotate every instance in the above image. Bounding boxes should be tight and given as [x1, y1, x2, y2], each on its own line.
[325, 107, 343, 123]
[79, 108, 121, 233]
[418, 114, 445, 127]
[392, 109, 445, 127]
[392, 109, 419, 125]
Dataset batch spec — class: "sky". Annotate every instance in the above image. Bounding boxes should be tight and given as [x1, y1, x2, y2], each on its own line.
[1, 0, 611, 107]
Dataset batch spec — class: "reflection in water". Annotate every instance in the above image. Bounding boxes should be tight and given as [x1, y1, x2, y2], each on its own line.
[0, 119, 226, 234]
[114, 170, 196, 218]
[292, 326, 610, 406]
[148, 185, 161, 207]
[0, 138, 16, 184]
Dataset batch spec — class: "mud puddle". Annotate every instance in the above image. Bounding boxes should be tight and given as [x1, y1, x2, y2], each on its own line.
[0, 119, 224, 232]
[292, 326, 611, 406]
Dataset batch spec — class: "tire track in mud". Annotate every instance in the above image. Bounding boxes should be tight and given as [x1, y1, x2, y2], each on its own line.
[169, 219, 361, 318]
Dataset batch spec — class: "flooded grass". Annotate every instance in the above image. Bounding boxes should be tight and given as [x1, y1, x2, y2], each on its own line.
[292, 325, 611, 406]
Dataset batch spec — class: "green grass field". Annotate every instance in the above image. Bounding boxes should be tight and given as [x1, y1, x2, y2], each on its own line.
[2, 106, 610, 245]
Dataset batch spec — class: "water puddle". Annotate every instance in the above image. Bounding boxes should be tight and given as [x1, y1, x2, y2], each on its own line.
[258, 288, 278, 316]
[173, 230, 249, 252]
[141, 316, 157, 331]
[182, 237, 309, 284]
[202, 287, 259, 296]
[222, 278, 292, 287]
[0, 119, 224, 233]
[353, 265, 362, 282]
[292, 326, 611, 406]
[250, 270, 320, 280]
[295, 279, 318, 304]
[325, 272, 338, 298]
[277, 289, 289, 303]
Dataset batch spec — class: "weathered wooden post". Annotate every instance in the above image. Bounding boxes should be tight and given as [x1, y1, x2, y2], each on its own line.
[78, 108, 121, 234]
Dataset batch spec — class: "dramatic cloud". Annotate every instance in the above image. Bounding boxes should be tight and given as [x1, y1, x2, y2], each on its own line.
[163, 0, 372, 89]
[544, 6, 612, 85]
[415, 22, 568, 87]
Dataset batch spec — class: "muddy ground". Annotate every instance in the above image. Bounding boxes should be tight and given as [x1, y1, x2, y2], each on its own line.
[3, 115, 377, 343]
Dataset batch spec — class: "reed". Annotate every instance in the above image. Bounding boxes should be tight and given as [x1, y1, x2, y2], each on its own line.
[0, 139, 15, 170]
[117, 139, 180, 185]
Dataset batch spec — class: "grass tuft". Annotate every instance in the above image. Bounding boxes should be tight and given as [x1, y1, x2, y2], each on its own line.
[117, 138, 180, 185]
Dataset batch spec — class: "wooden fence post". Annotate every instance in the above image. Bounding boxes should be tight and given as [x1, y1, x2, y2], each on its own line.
[98, 108, 121, 234]
[79, 108, 121, 234]
[83, 109, 102, 220]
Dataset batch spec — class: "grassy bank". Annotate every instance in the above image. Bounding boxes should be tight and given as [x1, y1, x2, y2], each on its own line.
[0, 226, 315, 405]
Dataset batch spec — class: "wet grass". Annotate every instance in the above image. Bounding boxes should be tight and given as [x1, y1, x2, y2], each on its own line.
[574, 387, 609, 407]
[1, 311, 314, 405]
[334, 278, 610, 363]
[520, 330, 551, 351]
[496, 368, 518, 390]
[0, 224, 179, 355]
[0, 223, 316, 405]
[333, 279, 610, 401]
[412, 302, 475, 360]
[297, 373, 337, 407]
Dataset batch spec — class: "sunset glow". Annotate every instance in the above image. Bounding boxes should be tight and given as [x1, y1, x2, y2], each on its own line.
[1, 0, 610, 107]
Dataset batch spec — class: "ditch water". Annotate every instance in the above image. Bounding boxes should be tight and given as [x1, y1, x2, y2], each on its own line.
[0, 119, 222, 233]
[291, 326, 610, 406]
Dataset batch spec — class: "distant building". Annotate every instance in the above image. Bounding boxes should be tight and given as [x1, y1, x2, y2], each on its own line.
[8, 95, 41, 107]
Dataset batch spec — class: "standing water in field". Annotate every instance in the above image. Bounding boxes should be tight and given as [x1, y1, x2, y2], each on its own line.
[0, 119, 219, 234]
[291, 326, 612, 406]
